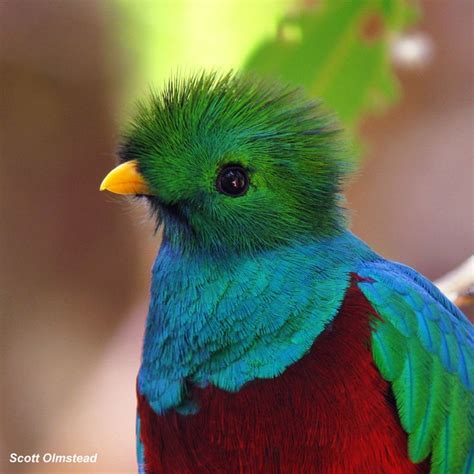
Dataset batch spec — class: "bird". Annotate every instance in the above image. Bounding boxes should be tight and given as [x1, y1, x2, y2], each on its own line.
[100, 72, 473, 474]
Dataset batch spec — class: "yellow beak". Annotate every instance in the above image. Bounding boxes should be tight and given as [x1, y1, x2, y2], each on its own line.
[99, 160, 151, 195]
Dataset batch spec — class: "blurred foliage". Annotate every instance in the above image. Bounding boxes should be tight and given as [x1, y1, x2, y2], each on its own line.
[115, 0, 292, 104]
[245, 0, 418, 130]
[116, 0, 418, 140]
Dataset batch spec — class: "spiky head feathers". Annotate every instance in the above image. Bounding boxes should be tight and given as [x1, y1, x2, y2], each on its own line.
[119, 72, 350, 253]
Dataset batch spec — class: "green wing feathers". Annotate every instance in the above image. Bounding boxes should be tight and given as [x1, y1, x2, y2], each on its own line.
[357, 261, 474, 474]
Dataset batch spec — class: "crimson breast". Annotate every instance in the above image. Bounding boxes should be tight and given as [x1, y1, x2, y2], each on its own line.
[137, 280, 429, 474]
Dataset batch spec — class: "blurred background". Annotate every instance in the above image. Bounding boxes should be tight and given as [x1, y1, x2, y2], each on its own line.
[1, 0, 472, 472]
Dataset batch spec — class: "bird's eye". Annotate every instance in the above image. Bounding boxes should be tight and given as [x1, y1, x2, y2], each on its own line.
[216, 165, 250, 197]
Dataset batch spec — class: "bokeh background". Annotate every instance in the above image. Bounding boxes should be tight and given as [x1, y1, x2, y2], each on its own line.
[1, 0, 473, 472]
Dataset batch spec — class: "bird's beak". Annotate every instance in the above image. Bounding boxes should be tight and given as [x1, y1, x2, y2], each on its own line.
[99, 160, 151, 195]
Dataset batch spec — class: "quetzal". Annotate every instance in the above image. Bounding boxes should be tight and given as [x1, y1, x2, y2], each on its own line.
[100, 73, 473, 474]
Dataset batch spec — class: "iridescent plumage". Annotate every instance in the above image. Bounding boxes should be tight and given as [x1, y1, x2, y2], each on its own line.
[102, 72, 473, 473]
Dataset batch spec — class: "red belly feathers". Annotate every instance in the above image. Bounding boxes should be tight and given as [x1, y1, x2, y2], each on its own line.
[138, 278, 429, 473]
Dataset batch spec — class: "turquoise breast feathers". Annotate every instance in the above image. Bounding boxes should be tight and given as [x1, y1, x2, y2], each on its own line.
[138, 231, 377, 414]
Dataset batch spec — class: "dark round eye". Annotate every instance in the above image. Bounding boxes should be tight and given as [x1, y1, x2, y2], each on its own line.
[216, 166, 249, 197]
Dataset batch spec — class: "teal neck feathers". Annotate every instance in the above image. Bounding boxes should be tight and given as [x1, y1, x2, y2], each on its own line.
[138, 231, 377, 414]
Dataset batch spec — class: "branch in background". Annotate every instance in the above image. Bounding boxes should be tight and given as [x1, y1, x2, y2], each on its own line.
[435, 256, 474, 309]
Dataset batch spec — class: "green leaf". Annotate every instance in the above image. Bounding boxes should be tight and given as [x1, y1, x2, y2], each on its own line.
[244, 0, 419, 130]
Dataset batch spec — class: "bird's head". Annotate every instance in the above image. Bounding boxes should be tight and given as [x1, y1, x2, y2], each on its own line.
[101, 72, 350, 254]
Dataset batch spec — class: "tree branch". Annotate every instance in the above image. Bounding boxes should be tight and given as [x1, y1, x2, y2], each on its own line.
[435, 256, 474, 309]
